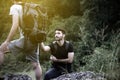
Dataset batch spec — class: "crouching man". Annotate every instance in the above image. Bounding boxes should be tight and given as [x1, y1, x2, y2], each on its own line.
[41, 28, 74, 80]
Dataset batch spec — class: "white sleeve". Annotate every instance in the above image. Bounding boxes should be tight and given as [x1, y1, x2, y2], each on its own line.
[9, 5, 19, 15]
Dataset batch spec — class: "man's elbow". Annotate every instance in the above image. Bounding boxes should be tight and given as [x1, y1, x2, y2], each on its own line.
[68, 53, 74, 63]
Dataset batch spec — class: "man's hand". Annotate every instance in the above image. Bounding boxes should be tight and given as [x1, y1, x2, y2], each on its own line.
[50, 55, 57, 62]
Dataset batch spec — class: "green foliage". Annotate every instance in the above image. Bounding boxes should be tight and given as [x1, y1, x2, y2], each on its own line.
[78, 30, 120, 79]
[47, 16, 82, 41]
[81, 0, 120, 33]
[0, 53, 31, 76]
[0, 0, 12, 42]
[43, 11, 120, 80]
[0, 0, 120, 80]
[41, 0, 82, 18]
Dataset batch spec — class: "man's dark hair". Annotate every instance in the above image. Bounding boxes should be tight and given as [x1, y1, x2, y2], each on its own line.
[55, 28, 66, 34]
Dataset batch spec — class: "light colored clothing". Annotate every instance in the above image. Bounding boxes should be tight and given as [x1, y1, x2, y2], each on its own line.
[9, 4, 24, 38]
[8, 37, 39, 62]
[9, 4, 23, 15]
[8, 4, 39, 62]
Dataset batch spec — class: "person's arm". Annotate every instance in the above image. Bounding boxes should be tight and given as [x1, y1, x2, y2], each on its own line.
[50, 52, 74, 63]
[6, 15, 19, 42]
[0, 15, 19, 51]
[40, 42, 51, 52]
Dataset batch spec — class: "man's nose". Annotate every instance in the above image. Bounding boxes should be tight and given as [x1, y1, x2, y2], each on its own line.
[55, 35, 57, 37]
[55, 34, 59, 37]
[55, 34, 57, 36]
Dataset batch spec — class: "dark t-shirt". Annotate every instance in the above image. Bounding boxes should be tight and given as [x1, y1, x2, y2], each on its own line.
[49, 41, 74, 72]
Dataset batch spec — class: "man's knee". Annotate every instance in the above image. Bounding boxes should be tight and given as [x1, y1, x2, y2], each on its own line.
[44, 72, 51, 80]
[32, 62, 42, 71]
[44, 68, 57, 80]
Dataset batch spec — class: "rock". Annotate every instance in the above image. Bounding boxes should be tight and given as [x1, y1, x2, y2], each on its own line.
[52, 71, 107, 80]
[0, 74, 32, 80]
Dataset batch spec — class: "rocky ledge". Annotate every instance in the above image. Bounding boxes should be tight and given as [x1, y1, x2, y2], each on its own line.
[0, 71, 107, 80]
[52, 71, 107, 80]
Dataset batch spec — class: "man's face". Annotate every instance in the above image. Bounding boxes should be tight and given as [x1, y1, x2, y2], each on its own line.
[55, 30, 65, 41]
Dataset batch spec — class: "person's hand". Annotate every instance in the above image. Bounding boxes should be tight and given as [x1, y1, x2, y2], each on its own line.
[50, 55, 57, 62]
[0, 41, 9, 53]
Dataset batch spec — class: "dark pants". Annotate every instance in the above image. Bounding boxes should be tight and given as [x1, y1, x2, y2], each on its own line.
[44, 67, 62, 80]
[44, 63, 72, 80]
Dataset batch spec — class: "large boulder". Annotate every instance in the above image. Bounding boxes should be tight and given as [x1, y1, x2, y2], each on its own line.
[52, 71, 107, 80]
[0, 74, 32, 80]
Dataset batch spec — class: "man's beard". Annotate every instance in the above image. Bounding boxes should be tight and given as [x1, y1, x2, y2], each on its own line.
[55, 37, 62, 41]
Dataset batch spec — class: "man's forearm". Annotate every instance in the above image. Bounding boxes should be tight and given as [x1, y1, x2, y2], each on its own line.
[56, 58, 72, 63]
[51, 52, 74, 63]
[40, 42, 50, 52]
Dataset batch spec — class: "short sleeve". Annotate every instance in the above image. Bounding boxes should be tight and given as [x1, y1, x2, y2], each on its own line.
[48, 42, 54, 52]
[9, 5, 19, 15]
[68, 42, 74, 52]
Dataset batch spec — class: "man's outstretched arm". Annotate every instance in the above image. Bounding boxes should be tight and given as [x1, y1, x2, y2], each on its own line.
[40, 42, 51, 52]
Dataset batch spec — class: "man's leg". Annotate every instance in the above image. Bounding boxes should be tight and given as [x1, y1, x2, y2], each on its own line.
[32, 62, 42, 80]
[44, 67, 62, 80]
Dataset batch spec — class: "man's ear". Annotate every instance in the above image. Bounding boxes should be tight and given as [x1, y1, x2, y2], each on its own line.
[63, 34, 65, 38]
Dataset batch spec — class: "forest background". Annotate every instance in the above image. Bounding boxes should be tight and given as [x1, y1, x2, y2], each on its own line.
[0, 0, 120, 80]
